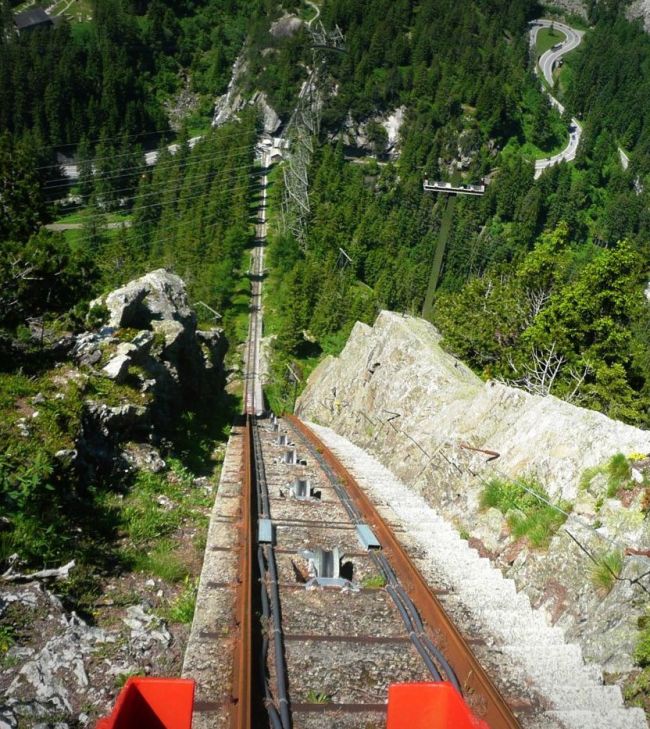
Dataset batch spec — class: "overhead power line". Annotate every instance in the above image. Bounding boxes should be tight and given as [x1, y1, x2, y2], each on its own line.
[58, 170, 254, 221]
[55, 174, 259, 251]
[35, 126, 258, 171]
[43, 143, 256, 189]
[55, 161, 256, 213]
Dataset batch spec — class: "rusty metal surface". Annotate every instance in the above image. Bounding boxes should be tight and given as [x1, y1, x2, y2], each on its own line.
[459, 441, 501, 461]
[287, 414, 521, 729]
[230, 417, 253, 729]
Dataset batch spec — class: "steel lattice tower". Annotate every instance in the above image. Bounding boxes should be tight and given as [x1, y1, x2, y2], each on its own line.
[281, 21, 344, 250]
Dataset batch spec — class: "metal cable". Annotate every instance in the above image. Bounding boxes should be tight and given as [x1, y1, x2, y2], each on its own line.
[386, 585, 442, 681]
[264, 542, 291, 729]
[373, 552, 461, 691]
[258, 547, 283, 729]
[289, 420, 461, 691]
[251, 419, 291, 729]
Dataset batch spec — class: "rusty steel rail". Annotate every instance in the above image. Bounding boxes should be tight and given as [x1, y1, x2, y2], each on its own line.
[230, 416, 253, 729]
[286, 415, 521, 729]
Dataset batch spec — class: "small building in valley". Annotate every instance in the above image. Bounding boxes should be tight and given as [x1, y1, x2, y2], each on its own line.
[14, 8, 53, 33]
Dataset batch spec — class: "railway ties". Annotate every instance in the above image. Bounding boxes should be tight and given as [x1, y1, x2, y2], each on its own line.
[246, 415, 521, 729]
[253, 416, 448, 728]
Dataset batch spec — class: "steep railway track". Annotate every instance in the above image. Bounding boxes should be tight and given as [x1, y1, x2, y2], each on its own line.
[225, 158, 523, 729]
[232, 409, 527, 727]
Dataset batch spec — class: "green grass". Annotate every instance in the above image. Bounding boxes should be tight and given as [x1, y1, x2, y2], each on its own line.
[130, 540, 190, 582]
[184, 112, 214, 139]
[164, 577, 198, 624]
[579, 464, 605, 492]
[0, 626, 15, 654]
[635, 615, 650, 667]
[119, 461, 211, 548]
[624, 667, 650, 712]
[607, 453, 632, 497]
[361, 574, 387, 589]
[480, 476, 570, 548]
[589, 550, 624, 596]
[550, 32, 586, 99]
[624, 612, 650, 713]
[53, 209, 132, 225]
[500, 109, 569, 163]
[305, 690, 332, 704]
[535, 26, 567, 58]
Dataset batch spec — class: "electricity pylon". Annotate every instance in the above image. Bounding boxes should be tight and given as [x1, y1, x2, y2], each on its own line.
[281, 20, 344, 250]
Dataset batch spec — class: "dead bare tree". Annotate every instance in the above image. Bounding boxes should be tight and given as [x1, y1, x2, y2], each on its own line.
[566, 363, 592, 402]
[507, 342, 565, 396]
[523, 287, 551, 326]
[0, 256, 39, 315]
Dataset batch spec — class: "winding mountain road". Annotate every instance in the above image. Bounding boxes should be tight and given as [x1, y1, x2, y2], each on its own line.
[529, 19, 584, 178]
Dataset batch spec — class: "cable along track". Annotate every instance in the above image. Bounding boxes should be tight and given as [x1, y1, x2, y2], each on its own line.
[241, 413, 520, 729]
[234, 151, 518, 728]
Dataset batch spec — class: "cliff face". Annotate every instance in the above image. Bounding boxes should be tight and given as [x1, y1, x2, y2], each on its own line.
[628, 1, 650, 32]
[297, 311, 650, 672]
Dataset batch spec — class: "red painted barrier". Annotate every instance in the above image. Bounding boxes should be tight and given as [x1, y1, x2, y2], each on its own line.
[96, 677, 195, 729]
[387, 682, 491, 729]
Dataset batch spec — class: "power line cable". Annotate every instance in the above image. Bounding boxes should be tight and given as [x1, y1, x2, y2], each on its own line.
[60, 177, 258, 252]
[53, 161, 256, 212]
[63, 176, 253, 223]
[35, 125, 195, 152]
[35, 126, 259, 171]
[43, 143, 256, 188]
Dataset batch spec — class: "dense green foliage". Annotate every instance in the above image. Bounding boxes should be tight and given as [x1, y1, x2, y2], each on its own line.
[267, 0, 543, 399]
[567, 12, 650, 177]
[266, 0, 650, 427]
[2, 0, 650, 577]
[0, 0, 262, 146]
[101, 115, 257, 317]
[0, 2, 259, 573]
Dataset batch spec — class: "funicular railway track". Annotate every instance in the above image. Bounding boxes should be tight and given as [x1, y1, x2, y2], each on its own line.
[237, 273, 518, 723]
[229, 153, 521, 729]
[235, 409, 523, 728]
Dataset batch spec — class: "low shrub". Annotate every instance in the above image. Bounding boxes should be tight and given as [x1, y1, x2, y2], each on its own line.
[607, 453, 632, 497]
[480, 476, 569, 548]
[589, 550, 624, 596]
[165, 577, 198, 624]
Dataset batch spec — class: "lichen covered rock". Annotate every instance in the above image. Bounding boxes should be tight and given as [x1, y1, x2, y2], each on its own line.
[297, 310, 650, 682]
[100, 269, 194, 330]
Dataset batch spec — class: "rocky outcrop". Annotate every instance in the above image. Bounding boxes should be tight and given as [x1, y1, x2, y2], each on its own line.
[269, 13, 303, 39]
[1, 582, 173, 728]
[332, 107, 406, 159]
[89, 270, 226, 418]
[296, 311, 650, 676]
[628, 1, 650, 32]
[212, 53, 281, 133]
[545, 0, 588, 20]
[73, 271, 227, 476]
[101, 269, 194, 330]
[537, 0, 650, 33]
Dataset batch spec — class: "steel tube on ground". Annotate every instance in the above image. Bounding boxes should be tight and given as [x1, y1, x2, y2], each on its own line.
[386, 584, 443, 681]
[258, 547, 283, 729]
[251, 419, 291, 729]
[265, 542, 291, 729]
